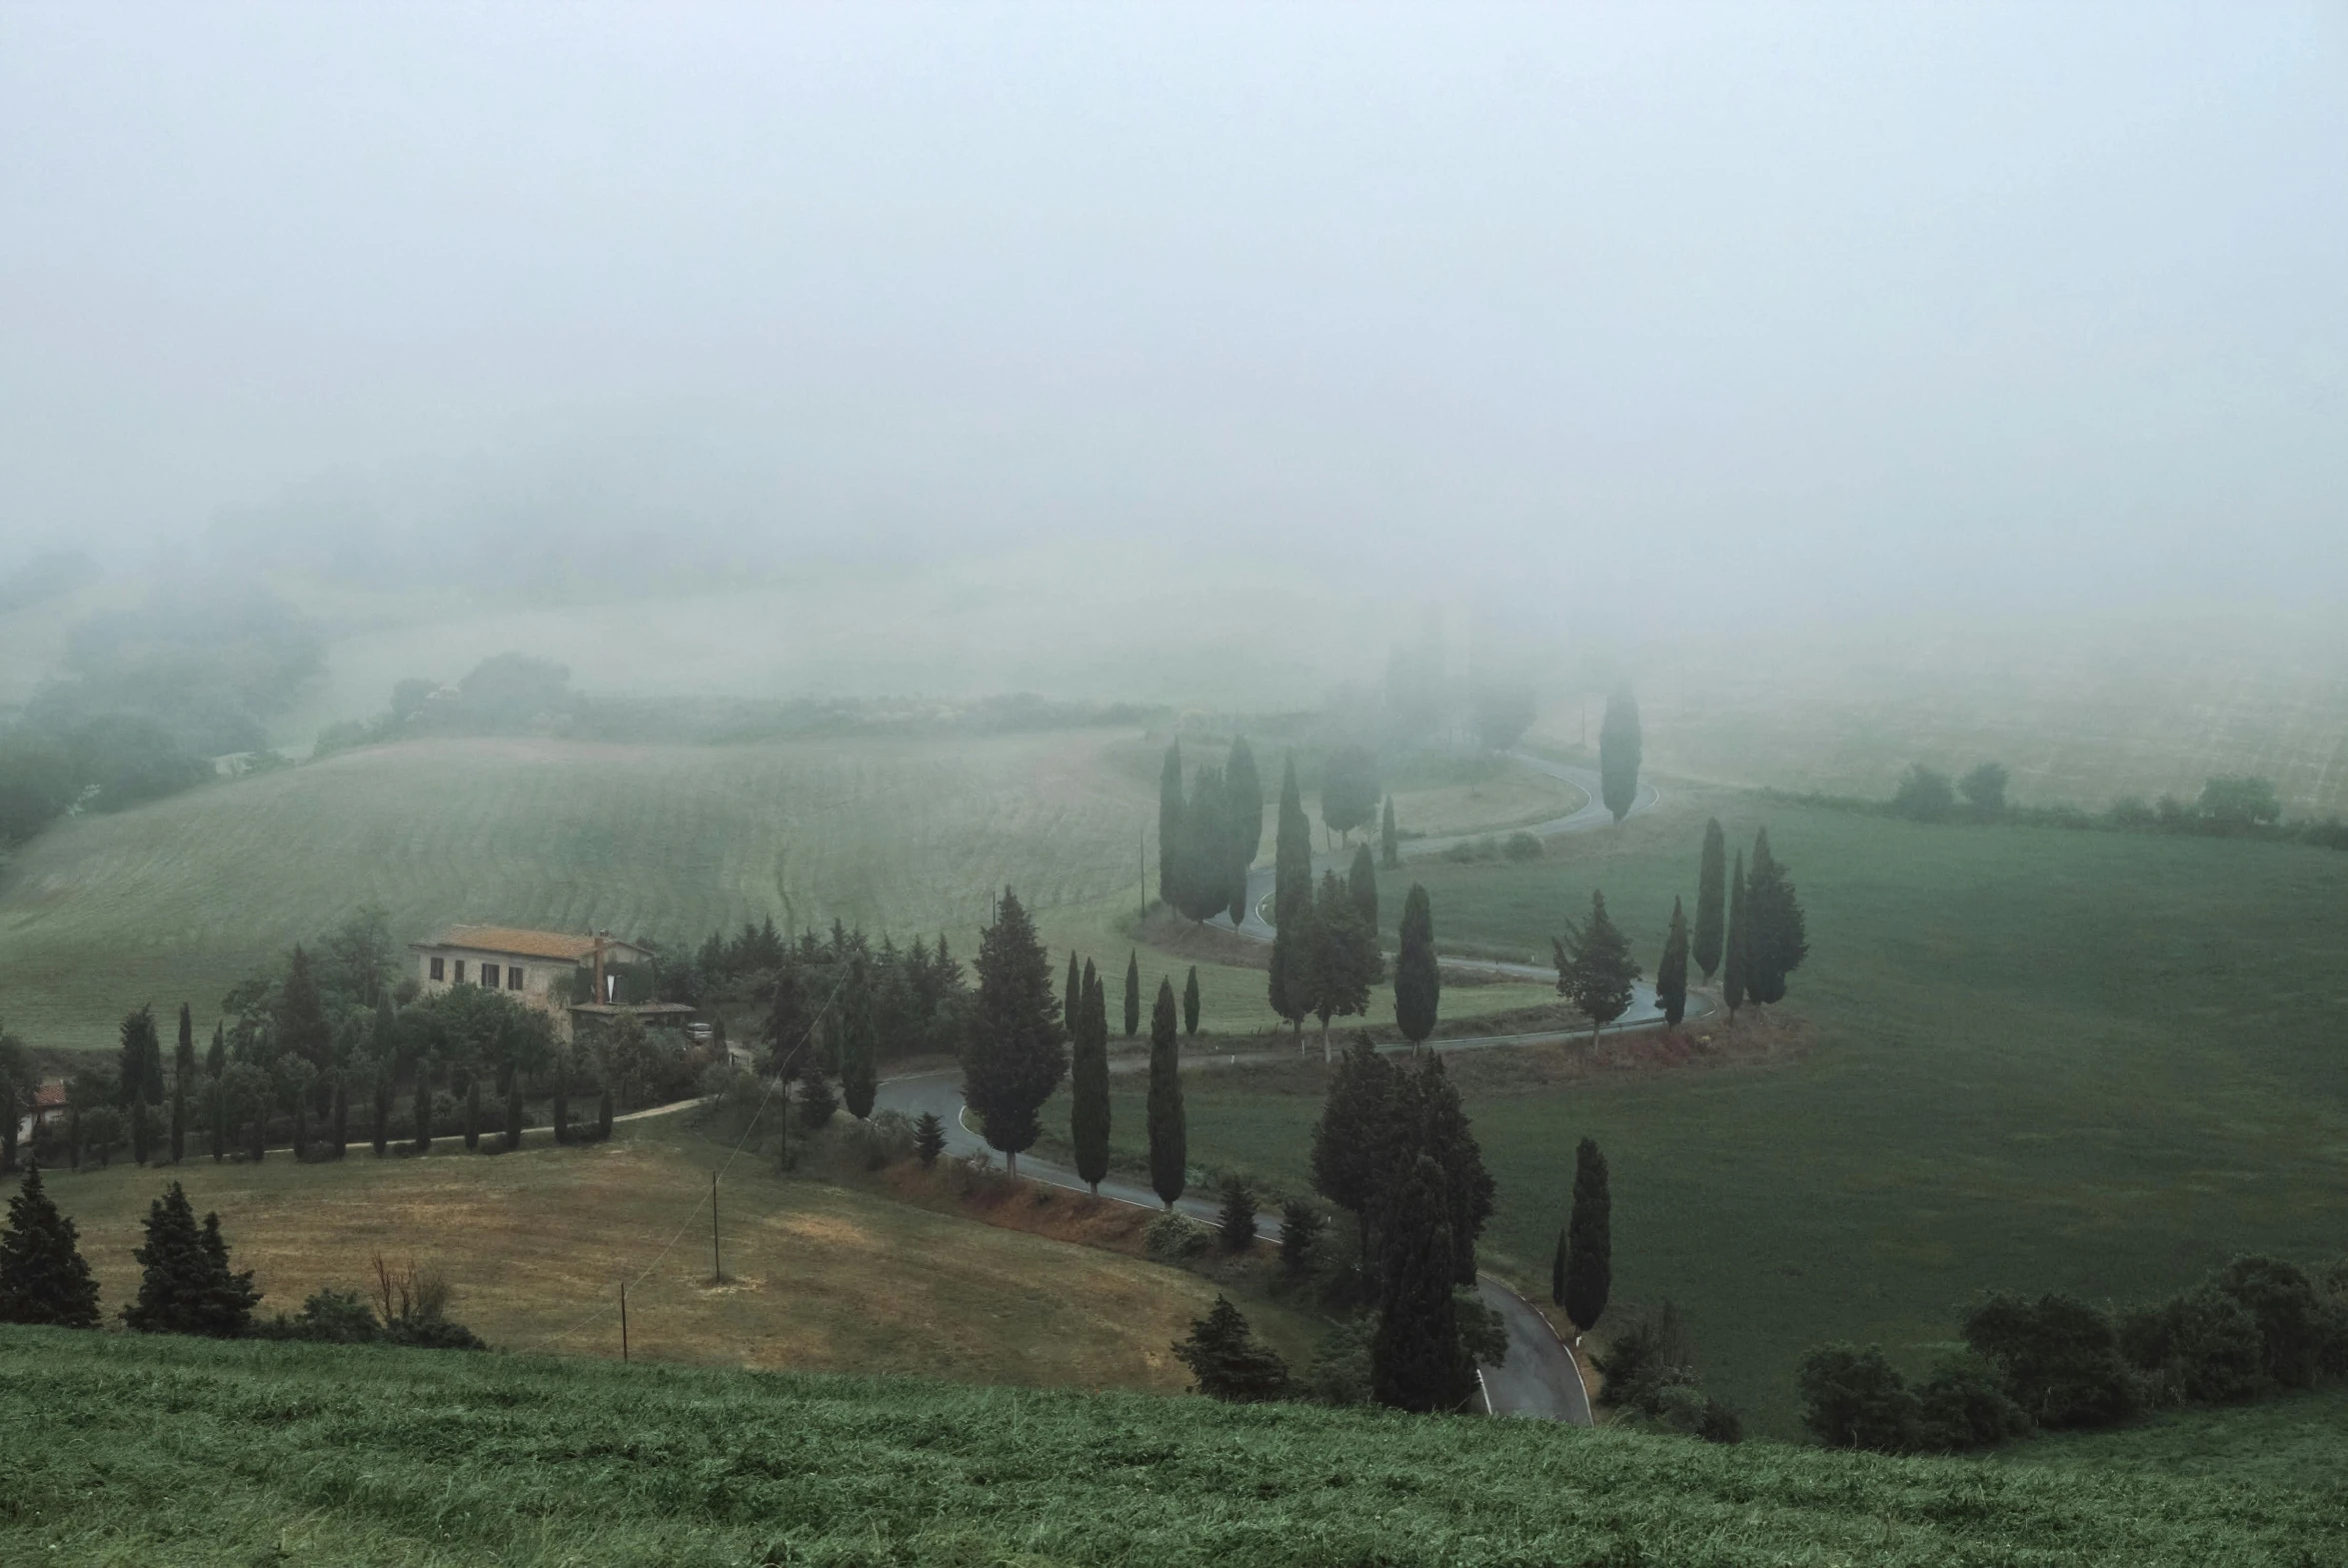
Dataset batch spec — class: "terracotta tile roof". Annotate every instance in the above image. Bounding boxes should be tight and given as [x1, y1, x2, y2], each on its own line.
[33, 1079, 66, 1110]
[416, 925, 648, 962]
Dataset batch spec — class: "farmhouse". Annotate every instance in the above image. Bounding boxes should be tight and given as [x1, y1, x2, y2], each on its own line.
[409, 924, 689, 1040]
[13, 1078, 66, 1148]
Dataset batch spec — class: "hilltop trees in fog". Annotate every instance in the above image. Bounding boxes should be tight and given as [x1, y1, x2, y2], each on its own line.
[1158, 737, 1266, 923]
[1599, 687, 1642, 822]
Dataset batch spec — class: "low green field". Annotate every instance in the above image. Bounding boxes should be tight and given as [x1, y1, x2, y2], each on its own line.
[1058, 788, 2348, 1435]
[1993, 1384, 2348, 1493]
[4, 1327, 2338, 1567]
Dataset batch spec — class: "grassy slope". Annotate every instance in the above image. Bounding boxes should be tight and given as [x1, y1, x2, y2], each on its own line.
[3, 1329, 2339, 1567]
[1992, 1384, 2348, 1492]
[0, 730, 1567, 1051]
[1061, 789, 2348, 1435]
[27, 1109, 1307, 1393]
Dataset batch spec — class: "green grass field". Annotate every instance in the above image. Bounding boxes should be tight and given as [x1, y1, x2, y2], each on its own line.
[0, 729, 1567, 1051]
[1051, 786, 2348, 1435]
[1991, 1383, 2348, 1493]
[4, 1326, 2339, 1567]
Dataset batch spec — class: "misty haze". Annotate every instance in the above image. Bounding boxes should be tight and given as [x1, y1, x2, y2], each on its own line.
[1, 7, 2344, 1565]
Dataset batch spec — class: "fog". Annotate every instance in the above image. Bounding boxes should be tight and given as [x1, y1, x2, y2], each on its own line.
[4, 4, 2345, 672]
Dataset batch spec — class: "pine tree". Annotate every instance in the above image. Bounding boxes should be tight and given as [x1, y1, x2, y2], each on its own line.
[1310, 1036, 1400, 1256]
[1656, 896, 1689, 1029]
[414, 1055, 435, 1152]
[123, 1181, 258, 1337]
[1273, 755, 1311, 924]
[1172, 1295, 1289, 1402]
[170, 1003, 194, 1163]
[1216, 1176, 1257, 1251]
[1743, 828, 1809, 1009]
[1722, 851, 1749, 1025]
[840, 956, 878, 1119]
[913, 1110, 948, 1169]
[1071, 961, 1111, 1196]
[1123, 949, 1141, 1039]
[504, 1080, 524, 1151]
[1564, 1137, 1611, 1333]
[1553, 890, 1641, 1048]
[1181, 966, 1200, 1036]
[1372, 1153, 1472, 1412]
[1147, 976, 1186, 1209]
[1599, 686, 1643, 823]
[1393, 882, 1440, 1049]
[1380, 793, 1400, 869]
[1158, 741, 1184, 906]
[1309, 870, 1375, 1059]
[0, 1164, 101, 1327]
[962, 888, 1066, 1175]
[1693, 817, 1727, 979]
[1225, 736, 1263, 923]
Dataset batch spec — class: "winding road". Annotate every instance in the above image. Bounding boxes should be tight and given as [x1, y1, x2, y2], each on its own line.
[874, 751, 1688, 1426]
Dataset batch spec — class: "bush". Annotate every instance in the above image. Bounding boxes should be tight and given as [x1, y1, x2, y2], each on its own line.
[1147, 1212, 1211, 1263]
[1960, 1291, 2137, 1430]
[1170, 1296, 1288, 1402]
[1501, 831, 1543, 861]
[278, 1287, 381, 1345]
[1891, 765, 1955, 820]
[1796, 1344, 1921, 1452]
[2205, 1255, 2329, 1390]
[1915, 1352, 2033, 1449]
[1590, 1301, 1695, 1411]
[2119, 1288, 2263, 1406]
[1625, 1381, 1743, 1444]
[1295, 1313, 1374, 1405]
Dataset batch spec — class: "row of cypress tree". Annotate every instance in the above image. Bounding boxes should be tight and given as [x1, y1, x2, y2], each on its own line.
[1158, 738, 1263, 923]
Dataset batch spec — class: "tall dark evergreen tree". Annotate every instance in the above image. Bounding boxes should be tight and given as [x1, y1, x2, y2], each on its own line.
[1173, 1295, 1289, 1402]
[1066, 952, 1083, 1041]
[0, 1164, 101, 1327]
[169, 1003, 194, 1163]
[206, 1021, 227, 1162]
[414, 1055, 435, 1152]
[1347, 842, 1382, 981]
[1225, 736, 1263, 923]
[762, 962, 811, 1082]
[118, 1005, 162, 1164]
[1598, 686, 1643, 823]
[1268, 894, 1316, 1047]
[1655, 896, 1689, 1029]
[1123, 950, 1142, 1039]
[373, 995, 397, 1156]
[1171, 763, 1236, 922]
[1392, 882, 1440, 1049]
[123, 1181, 258, 1337]
[1273, 755, 1311, 923]
[463, 1075, 482, 1152]
[962, 888, 1066, 1176]
[277, 945, 330, 1074]
[1693, 817, 1727, 979]
[0, 1031, 26, 1173]
[1404, 1052, 1496, 1285]
[1553, 890, 1640, 1047]
[1380, 794, 1400, 869]
[1308, 869, 1375, 1059]
[1551, 1229, 1567, 1310]
[840, 956, 878, 1119]
[1722, 852, 1749, 1025]
[1743, 828, 1809, 1009]
[329, 1073, 349, 1158]
[1564, 1137, 1611, 1334]
[504, 1079, 524, 1151]
[1071, 960, 1111, 1196]
[1371, 1153, 1472, 1412]
[1147, 976, 1186, 1209]
[1310, 1036, 1400, 1255]
[1215, 1176, 1257, 1251]
[1181, 965, 1200, 1035]
[1157, 741, 1184, 906]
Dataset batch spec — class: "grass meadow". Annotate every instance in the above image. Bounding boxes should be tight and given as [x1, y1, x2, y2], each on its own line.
[7, 1328, 2342, 1567]
[1048, 785, 2348, 1436]
[15, 1104, 1315, 1394]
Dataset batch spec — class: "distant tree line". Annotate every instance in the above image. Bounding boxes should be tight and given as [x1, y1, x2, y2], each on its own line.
[1768, 765, 2348, 849]
[1798, 1253, 2348, 1455]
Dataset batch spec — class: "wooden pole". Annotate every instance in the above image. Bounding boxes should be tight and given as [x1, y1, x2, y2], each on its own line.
[619, 1279, 629, 1362]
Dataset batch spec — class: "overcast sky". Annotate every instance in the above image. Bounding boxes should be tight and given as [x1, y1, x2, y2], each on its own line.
[3, 3, 2343, 620]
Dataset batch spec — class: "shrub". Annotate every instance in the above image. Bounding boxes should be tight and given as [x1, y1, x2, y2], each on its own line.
[2206, 1255, 2329, 1390]
[1295, 1313, 1375, 1405]
[1891, 765, 1955, 820]
[1625, 1381, 1743, 1444]
[1147, 1212, 1211, 1263]
[275, 1287, 381, 1345]
[2106, 794, 2157, 829]
[1215, 1177, 1257, 1252]
[1590, 1300, 1695, 1411]
[1501, 830, 1543, 861]
[2119, 1288, 2262, 1406]
[1277, 1197, 1323, 1279]
[1960, 1291, 2138, 1429]
[1915, 1351, 2033, 1449]
[797, 1072, 838, 1131]
[1958, 762, 2009, 813]
[1170, 1296, 1288, 1402]
[1796, 1344, 1921, 1452]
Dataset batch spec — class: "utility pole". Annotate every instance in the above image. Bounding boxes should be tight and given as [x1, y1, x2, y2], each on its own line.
[620, 1279, 629, 1362]
[711, 1170, 723, 1283]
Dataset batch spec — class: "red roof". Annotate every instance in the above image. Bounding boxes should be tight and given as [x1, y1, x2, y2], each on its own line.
[32, 1079, 66, 1110]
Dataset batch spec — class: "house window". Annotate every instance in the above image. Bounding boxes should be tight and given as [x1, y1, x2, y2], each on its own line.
[453, 959, 466, 984]
[430, 956, 445, 981]
[508, 965, 525, 991]
[482, 962, 500, 988]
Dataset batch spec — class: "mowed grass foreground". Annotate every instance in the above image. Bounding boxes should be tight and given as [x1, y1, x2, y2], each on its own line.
[20, 1112, 1271, 1393]
[1072, 792, 2348, 1435]
[3, 1329, 2340, 1567]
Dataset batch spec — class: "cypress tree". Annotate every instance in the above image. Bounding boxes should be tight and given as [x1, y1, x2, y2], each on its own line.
[119, 1005, 161, 1163]
[1564, 1137, 1611, 1333]
[1371, 1152, 1472, 1412]
[1173, 764, 1233, 922]
[1309, 869, 1374, 1060]
[1380, 793, 1400, 869]
[1393, 882, 1440, 1049]
[330, 1075, 349, 1158]
[1348, 842, 1383, 982]
[1693, 817, 1727, 979]
[1404, 1051, 1496, 1285]
[124, 1181, 258, 1337]
[504, 1080, 524, 1151]
[1722, 852, 1749, 1025]
[1551, 1229, 1567, 1309]
[1310, 1036, 1400, 1256]
[463, 1076, 482, 1152]
[1215, 1177, 1257, 1251]
[1181, 965, 1200, 1036]
[1267, 894, 1315, 1048]
[1157, 741, 1184, 906]
[1553, 890, 1640, 1048]
[1273, 756, 1311, 924]
[840, 956, 878, 1119]
[1147, 976, 1185, 1210]
[373, 996, 397, 1156]
[1744, 828, 1809, 1009]
[962, 888, 1066, 1176]
[1225, 737, 1263, 923]
[0, 1032, 24, 1173]
[207, 1022, 228, 1162]
[0, 1164, 101, 1327]
[277, 945, 330, 1073]
[1070, 960, 1111, 1195]
[1656, 896, 1689, 1029]
[170, 1003, 194, 1163]
[1598, 685, 1642, 822]
[414, 1056, 435, 1152]
[1279, 1198, 1323, 1278]
[1123, 950, 1141, 1039]
[1066, 952, 1083, 1041]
